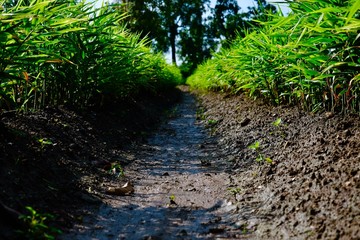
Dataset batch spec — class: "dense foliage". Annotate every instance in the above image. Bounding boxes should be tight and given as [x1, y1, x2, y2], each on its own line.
[188, 0, 360, 114]
[118, 0, 210, 69]
[119, 0, 276, 77]
[0, 0, 182, 111]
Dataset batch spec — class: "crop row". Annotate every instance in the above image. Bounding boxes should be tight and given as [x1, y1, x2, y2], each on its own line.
[0, 0, 182, 111]
[188, 0, 360, 114]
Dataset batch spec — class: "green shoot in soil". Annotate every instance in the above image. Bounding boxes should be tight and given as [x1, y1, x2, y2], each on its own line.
[38, 138, 53, 152]
[272, 118, 282, 127]
[109, 162, 125, 178]
[196, 108, 206, 120]
[18, 206, 62, 240]
[228, 187, 241, 197]
[248, 141, 273, 164]
[207, 119, 218, 126]
[271, 117, 286, 138]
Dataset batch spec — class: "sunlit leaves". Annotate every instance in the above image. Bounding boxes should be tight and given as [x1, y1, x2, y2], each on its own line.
[0, 0, 181, 111]
[188, 0, 360, 114]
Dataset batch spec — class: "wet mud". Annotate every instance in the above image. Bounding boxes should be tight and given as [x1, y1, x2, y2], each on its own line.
[197, 91, 360, 239]
[62, 92, 244, 239]
[1, 87, 359, 239]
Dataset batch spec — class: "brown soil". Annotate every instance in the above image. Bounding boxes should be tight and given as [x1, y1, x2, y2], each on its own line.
[197, 91, 360, 239]
[0, 89, 182, 239]
[1, 87, 359, 239]
[62, 90, 242, 239]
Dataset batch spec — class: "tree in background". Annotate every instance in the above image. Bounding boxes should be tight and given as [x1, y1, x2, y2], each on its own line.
[115, 0, 209, 66]
[121, 0, 169, 55]
[3, 0, 31, 7]
[208, 0, 246, 46]
[247, 0, 277, 25]
[113, 0, 275, 76]
[177, 0, 213, 77]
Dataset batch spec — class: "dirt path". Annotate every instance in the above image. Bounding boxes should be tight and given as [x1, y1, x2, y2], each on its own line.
[62, 92, 243, 239]
[2, 87, 359, 239]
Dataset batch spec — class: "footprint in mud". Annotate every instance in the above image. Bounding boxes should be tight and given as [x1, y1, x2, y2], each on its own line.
[62, 92, 244, 240]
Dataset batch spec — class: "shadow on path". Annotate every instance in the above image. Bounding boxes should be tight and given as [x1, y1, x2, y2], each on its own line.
[62, 90, 243, 240]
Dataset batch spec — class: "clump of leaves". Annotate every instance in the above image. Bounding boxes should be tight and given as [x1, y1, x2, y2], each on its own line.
[204, 118, 219, 135]
[38, 138, 53, 146]
[248, 141, 273, 164]
[18, 206, 62, 240]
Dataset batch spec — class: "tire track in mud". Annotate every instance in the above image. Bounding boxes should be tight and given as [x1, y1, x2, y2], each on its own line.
[62, 91, 245, 240]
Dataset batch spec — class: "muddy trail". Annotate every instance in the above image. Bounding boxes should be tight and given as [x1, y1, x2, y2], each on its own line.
[1, 87, 359, 239]
[62, 92, 243, 239]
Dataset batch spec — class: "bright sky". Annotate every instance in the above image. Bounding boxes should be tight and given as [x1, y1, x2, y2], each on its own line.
[236, 0, 289, 14]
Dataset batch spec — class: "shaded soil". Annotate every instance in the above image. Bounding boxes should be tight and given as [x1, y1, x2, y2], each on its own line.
[1, 86, 359, 239]
[0, 89, 182, 239]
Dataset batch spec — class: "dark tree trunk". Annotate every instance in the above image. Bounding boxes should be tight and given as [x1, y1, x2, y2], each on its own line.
[170, 23, 177, 65]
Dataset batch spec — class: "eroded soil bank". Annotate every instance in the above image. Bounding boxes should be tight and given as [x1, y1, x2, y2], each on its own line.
[196, 91, 360, 239]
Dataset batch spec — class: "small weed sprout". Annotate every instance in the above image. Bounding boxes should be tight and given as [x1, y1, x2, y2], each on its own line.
[18, 206, 62, 240]
[271, 118, 286, 137]
[206, 119, 218, 135]
[248, 141, 272, 164]
[38, 138, 53, 151]
[168, 194, 177, 205]
[169, 194, 176, 202]
[272, 118, 282, 127]
[196, 108, 206, 120]
[242, 224, 248, 234]
[207, 119, 218, 126]
[247, 141, 262, 162]
[109, 162, 125, 178]
[228, 187, 241, 197]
